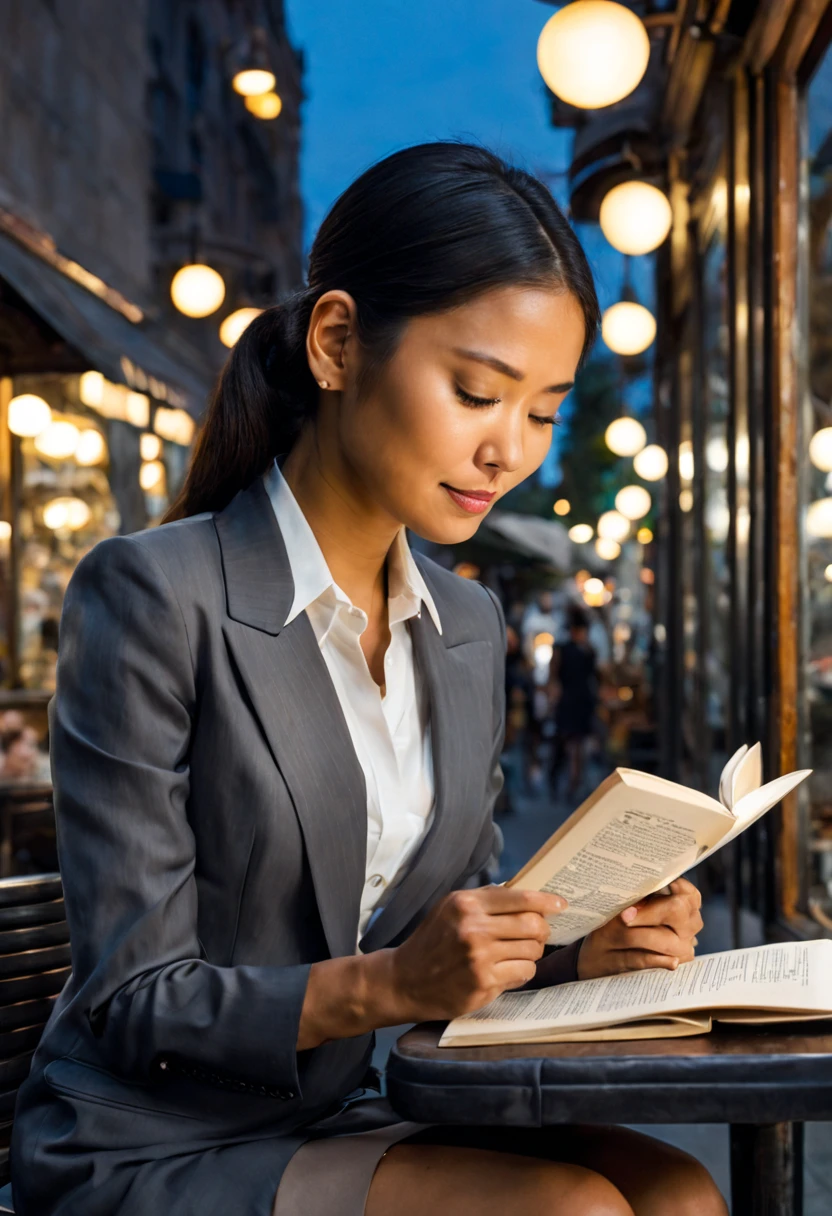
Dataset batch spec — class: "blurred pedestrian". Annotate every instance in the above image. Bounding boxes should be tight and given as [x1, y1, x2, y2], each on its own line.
[549, 604, 600, 797]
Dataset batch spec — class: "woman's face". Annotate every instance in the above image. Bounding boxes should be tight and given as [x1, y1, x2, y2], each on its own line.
[325, 285, 586, 545]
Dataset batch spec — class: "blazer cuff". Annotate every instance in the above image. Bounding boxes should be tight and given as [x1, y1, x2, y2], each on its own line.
[523, 939, 583, 989]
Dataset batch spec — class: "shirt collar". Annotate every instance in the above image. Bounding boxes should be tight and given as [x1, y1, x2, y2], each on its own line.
[262, 459, 442, 638]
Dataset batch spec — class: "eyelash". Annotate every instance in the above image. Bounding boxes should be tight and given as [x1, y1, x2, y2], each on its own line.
[455, 385, 562, 427]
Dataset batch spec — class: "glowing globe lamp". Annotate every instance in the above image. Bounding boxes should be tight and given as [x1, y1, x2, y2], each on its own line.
[34, 420, 80, 460]
[595, 538, 621, 560]
[807, 498, 832, 538]
[599, 181, 672, 255]
[219, 307, 263, 348]
[553, 498, 570, 516]
[171, 264, 226, 318]
[568, 523, 594, 544]
[537, 2, 649, 110]
[232, 69, 276, 97]
[605, 416, 646, 457]
[244, 92, 282, 119]
[140, 460, 166, 492]
[140, 433, 162, 462]
[615, 484, 652, 520]
[8, 394, 51, 438]
[602, 302, 657, 356]
[809, 427, 832, 472]
[633, 443, 668, 481]
[43, 496, 90, 531]
[637, 527, 653, 544]
[75, 429, 107, 466]
[597, 509, 630, 543]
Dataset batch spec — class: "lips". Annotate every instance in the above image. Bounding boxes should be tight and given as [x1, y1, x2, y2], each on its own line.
[442, 484, 496, 515]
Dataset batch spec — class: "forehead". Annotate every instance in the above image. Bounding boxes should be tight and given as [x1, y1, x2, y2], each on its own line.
[406, 285, 586, 375]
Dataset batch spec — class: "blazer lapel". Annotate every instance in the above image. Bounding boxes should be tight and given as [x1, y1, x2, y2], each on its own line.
[214, 480, 367, 960]
[358, 609, 494, 953]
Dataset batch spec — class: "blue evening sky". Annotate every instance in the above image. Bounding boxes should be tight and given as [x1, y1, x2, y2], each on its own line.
[283, 0, 654, 479]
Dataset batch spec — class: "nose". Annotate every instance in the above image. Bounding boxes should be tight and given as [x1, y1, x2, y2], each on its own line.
[478, 408, 526, 475]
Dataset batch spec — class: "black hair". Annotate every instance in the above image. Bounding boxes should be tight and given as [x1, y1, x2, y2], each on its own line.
[164, 141, 600, 521]
[568, 604, 590, 632]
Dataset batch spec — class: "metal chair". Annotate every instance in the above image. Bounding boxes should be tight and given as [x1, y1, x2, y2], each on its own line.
[0, 873, 68, 1210]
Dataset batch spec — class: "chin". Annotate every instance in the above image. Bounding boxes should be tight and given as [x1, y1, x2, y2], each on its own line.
[408, 513, 487, 547]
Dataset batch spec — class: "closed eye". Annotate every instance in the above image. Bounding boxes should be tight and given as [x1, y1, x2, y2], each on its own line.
[532, 414, 563, 427]
[455, 385, 501, 407]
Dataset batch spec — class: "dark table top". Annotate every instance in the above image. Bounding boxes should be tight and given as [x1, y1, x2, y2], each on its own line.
[386, 1022, 832, 1126]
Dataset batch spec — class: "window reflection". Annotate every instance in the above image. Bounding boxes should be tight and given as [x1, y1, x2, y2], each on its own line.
[806, 41, 832, 907]
[702, 223, 731, 784]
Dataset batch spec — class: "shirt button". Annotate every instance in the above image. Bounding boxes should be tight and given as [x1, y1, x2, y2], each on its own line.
[369, 874, 385, 888]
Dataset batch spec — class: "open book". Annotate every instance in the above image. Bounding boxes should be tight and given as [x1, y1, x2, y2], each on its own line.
[440, 940, 832, 1046]
[508, 744, 811, 947]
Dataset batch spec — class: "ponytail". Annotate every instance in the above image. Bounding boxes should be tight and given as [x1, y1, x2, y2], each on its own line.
[162, 291, 319, 521]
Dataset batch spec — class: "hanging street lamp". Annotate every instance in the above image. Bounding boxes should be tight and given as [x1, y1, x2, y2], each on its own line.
[809, 427, 832, 472]
[597, 509, 630, 542]
[633, 443, 668, 481]
[8, 394, 51, 438]
[245, 92, 283, 119]
[231, 27, 276, 97]
[599, 181, 672, 256]
[171, 263, 226, 318]
[537, 1, 650, 110]
[602, 300, 657, 356]
[219, 307, 263, 347]
[605, 416, 646, 457]
[615, 484, 652, 521]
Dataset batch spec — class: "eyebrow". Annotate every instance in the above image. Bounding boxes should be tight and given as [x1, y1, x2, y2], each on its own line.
[452, 347, 574, 395]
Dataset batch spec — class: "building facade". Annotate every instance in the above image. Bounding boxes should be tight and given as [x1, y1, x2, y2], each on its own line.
[0, 0, 303, 716]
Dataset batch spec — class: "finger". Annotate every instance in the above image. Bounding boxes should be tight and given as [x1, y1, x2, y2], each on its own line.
[476, 885, 568, 917]
[605, 926, 695, 959]
[670, 877, 702, 909]
[609, 950, 683, 973]
[485, 912, 553, 943]
[492, 959, 539, 989]
[488, 937, 548, 963]
[620, 893, 701, 933]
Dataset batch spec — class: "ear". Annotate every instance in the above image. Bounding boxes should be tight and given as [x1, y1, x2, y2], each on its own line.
[306, 290, 358, 391]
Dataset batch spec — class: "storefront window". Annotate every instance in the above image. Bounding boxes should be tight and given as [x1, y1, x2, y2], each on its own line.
[805, 40, 832, 911]
[4, 372, 192, 692]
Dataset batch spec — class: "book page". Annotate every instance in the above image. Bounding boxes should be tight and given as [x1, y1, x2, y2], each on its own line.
[440, 940, 832, 1046]
[719, 743, 748, 810]
[695, 769, 813, 867]
[510, 778, 730, 945]
[730, 742, 762, 808]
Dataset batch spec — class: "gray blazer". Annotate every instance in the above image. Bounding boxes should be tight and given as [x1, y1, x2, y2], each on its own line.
[10, 476, 512, 1215]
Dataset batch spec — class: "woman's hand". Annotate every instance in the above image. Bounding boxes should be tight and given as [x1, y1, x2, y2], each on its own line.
[389, 886, 567, 1022]
[576, 878, 703, 981]
[297, 886, 566, 1050]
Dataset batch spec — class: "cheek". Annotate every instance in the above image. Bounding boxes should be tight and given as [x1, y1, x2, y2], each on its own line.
[344, 379, 460, 477]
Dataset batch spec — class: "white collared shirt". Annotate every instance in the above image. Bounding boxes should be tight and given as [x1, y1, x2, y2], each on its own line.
[263, 460, 441, 948]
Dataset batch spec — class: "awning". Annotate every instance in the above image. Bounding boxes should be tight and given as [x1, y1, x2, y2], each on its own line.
[480, 511, 576, 572]
[0, 227, 212, 420]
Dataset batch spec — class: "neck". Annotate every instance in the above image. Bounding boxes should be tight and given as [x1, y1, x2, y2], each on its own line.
[281, 426, 401, 617]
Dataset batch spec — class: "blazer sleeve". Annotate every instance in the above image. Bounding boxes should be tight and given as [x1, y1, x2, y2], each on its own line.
[50, 535, 309, 1097]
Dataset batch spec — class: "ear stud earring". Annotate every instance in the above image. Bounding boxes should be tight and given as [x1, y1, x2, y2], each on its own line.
[318, 379, 330, 389]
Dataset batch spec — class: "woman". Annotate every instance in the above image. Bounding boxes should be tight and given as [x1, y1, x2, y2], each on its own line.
[11, 144, 724, 1216]
[549, 604, 601, 796]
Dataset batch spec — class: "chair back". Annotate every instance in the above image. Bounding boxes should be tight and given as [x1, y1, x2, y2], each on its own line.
[0, 874, 67, 1188]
